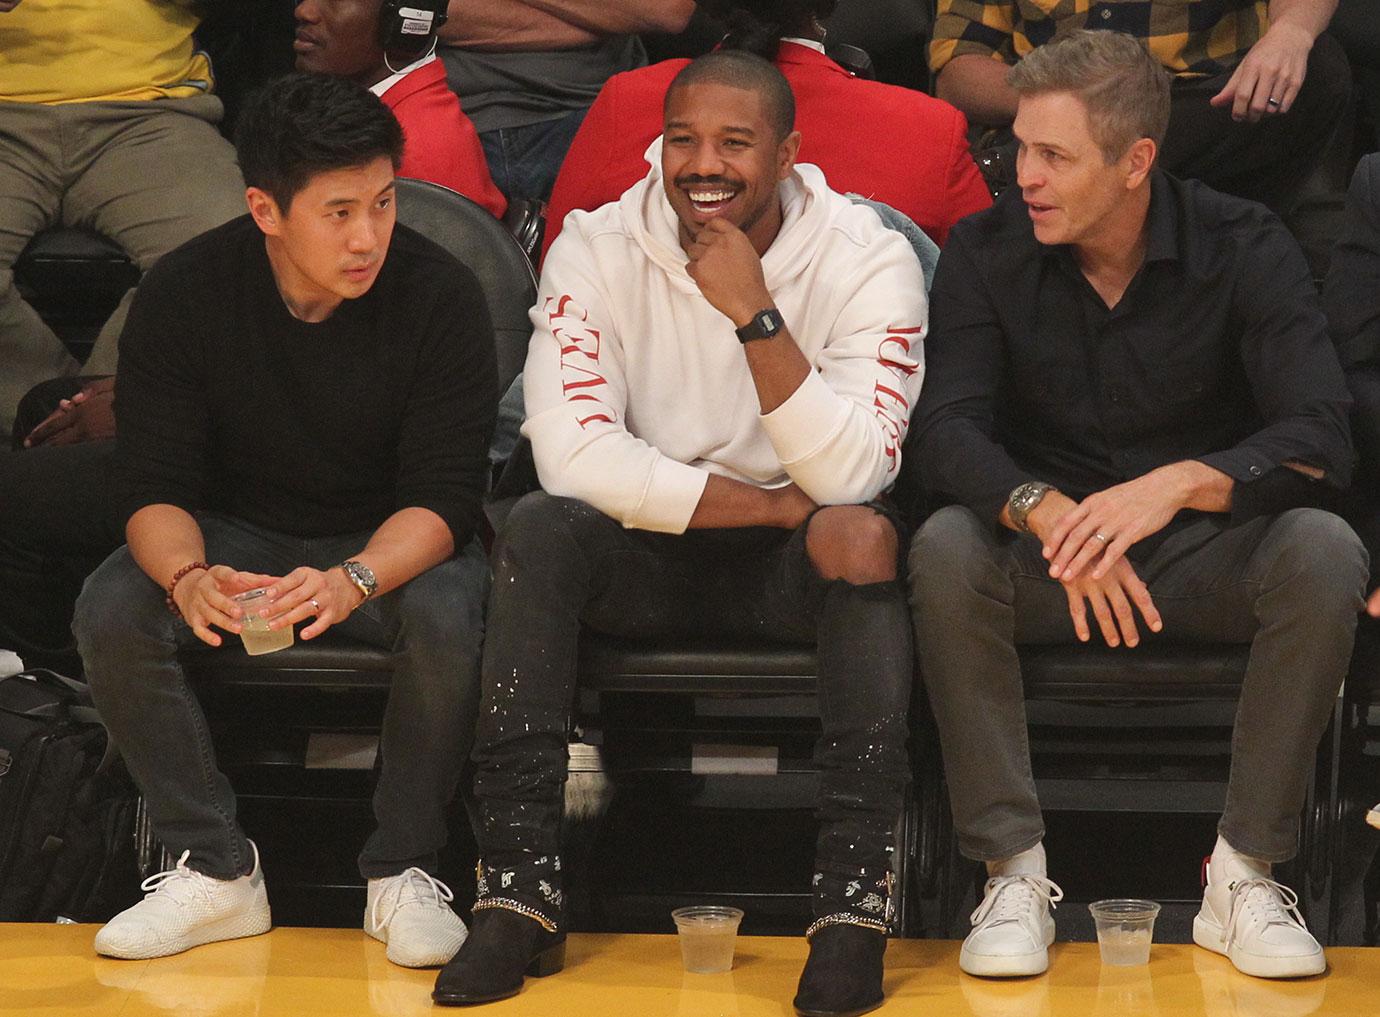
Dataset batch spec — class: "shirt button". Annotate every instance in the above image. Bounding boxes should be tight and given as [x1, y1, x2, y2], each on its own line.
[1249, 466, 1263, 476]
[1100, 7, 1112, 18]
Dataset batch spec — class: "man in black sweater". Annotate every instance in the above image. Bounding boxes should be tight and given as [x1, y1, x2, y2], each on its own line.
[72, 74, 497, 965]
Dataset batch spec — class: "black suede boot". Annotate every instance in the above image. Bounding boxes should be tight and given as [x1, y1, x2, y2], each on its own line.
[432, 907, 566, 1006]
[792, 924, 887, 1017]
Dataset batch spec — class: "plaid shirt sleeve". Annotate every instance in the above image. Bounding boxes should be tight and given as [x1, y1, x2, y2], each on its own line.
[929, 0, 1266, 80]
[929, 0, 1018, 74]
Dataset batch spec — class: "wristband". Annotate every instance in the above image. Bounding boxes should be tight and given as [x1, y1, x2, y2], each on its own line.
[166, 561, 211, 619]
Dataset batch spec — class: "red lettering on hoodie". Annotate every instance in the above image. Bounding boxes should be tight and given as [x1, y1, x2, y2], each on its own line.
[545, 293, 616, 428]
[874, 325, 922, 471]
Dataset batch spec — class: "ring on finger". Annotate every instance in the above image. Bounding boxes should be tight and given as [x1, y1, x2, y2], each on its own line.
[1093, 532, 1109, 543]
[310, 598, 320, 612]
[1266, 97, 1281, 108]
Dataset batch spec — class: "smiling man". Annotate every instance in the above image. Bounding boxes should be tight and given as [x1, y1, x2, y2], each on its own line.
[908, 31, 1364, 980]
[432, 51, 925, 1017]
[71, 73, 497, 966]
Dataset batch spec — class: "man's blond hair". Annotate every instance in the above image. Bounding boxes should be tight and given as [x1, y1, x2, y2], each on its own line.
[1008, 30, 1171, 163]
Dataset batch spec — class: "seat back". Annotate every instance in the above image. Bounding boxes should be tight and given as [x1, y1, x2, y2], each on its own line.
[394, 177, 536, 395]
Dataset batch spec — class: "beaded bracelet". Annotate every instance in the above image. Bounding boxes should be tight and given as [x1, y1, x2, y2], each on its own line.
[165, 561, 211, 619]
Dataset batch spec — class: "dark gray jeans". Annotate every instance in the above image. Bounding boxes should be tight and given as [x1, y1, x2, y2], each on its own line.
[71, 514, 489, 881]
[909, 506, 1368, 864]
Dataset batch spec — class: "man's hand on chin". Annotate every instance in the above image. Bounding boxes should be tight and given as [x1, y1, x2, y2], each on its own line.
[684, 217, 773, 328]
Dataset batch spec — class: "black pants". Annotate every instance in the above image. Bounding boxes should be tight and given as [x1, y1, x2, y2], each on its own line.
[470, 492, 914, 930]
[1161, 33, 1351, 215]
[0, 440, 120, 672]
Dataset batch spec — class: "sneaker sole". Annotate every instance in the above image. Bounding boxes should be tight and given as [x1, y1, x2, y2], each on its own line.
[1192, 915, 1326, 979]
[959, 945, 1049, 978]
[95, 905, 271, 960]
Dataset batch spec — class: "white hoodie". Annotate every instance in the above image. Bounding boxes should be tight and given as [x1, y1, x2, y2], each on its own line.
[522, 140, 928, 534]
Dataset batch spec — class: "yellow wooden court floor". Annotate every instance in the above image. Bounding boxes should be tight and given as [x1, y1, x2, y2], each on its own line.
[1, 924, 1375, 1016]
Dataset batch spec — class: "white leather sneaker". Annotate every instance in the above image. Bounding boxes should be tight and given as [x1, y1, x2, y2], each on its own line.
[1193, 864, 1325, 978]
[960, 874, 1064, 977]
[365, 867, 468, 968]
[94, 841, 270, 959]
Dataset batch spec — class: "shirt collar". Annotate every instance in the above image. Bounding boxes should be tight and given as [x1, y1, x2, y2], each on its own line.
[1141, 169, 1180, 265]
[369, 52, 436, 98]
[780, 37, 826, 55]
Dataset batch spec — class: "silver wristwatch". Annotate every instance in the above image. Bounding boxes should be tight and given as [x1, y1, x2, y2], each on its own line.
[1007, 481, 1056, 533]
[338, 560, 377, 601]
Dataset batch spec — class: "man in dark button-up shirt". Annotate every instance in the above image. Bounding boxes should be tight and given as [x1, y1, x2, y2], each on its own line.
[908, 30, 1366, 984]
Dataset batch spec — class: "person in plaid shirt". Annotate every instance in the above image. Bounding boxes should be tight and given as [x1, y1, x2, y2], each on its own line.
[930, 0, 1349, 214]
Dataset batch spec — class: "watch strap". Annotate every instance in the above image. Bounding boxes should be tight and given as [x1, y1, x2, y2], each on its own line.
[735, 307, 783, 344]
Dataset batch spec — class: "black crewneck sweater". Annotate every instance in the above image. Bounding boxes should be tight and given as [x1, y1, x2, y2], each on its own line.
[115, 214, 497, 550]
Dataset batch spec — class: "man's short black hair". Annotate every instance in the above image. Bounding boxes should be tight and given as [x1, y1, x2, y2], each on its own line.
[235, 73, 404, 213]
[664, 51, 797, 142]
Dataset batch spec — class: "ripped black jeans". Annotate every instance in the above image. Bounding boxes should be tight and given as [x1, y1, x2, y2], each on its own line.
[471, 492, 913, 932]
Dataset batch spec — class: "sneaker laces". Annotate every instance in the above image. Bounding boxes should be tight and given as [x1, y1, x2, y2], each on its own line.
[371, 867, 455, 931]
[1223, 877, 1310, 951]
[139, 850, 217, 907]
[970, 874, 1064, 930]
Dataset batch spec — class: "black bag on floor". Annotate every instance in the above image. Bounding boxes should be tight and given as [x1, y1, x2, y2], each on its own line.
[0, 668, 141, 922]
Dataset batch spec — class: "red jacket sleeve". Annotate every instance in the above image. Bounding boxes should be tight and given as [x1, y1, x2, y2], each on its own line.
[938, 106, 991, 245]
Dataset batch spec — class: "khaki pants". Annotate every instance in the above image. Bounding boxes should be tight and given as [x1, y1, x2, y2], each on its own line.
[0, 94, 245, 433]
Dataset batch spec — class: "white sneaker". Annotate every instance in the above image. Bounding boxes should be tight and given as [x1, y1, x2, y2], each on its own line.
[1193, 865, 1325, 978]
[1367, 804, 1380, 830]
[364, 867, 468, 967]
[960, 874, 1063, 977]
[94, 841, 270, 959]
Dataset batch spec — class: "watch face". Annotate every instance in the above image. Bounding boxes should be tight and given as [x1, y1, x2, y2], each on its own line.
[346, 561, 376, 594]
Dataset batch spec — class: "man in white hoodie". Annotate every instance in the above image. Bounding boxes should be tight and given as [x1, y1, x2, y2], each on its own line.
[433, 51, 927, 1017]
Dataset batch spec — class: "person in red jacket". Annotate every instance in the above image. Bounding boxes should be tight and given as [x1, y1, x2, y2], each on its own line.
[294, 0, 506, 219]
[542, 0, 990, 264]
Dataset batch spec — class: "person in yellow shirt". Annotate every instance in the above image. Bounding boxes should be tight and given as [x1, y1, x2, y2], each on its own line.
[0, 0, 245, 435]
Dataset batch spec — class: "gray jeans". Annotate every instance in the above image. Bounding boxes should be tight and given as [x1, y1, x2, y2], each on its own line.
[72, 514, 489, 881]
[909, 506, 1368, 864]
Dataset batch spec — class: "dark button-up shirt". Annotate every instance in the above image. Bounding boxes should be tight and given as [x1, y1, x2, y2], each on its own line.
[915, 170, 1353, 546]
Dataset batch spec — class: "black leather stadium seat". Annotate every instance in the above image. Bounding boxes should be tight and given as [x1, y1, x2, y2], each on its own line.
[13, 228, 139, 362]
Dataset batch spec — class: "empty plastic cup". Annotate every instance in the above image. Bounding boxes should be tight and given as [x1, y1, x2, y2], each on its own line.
[234, 588, 293, 656]
[1088, 899, 1160, 966]
[672, 906, 745, 973]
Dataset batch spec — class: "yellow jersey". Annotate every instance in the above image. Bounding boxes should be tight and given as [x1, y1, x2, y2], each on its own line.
[0, 0, 213, 104]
